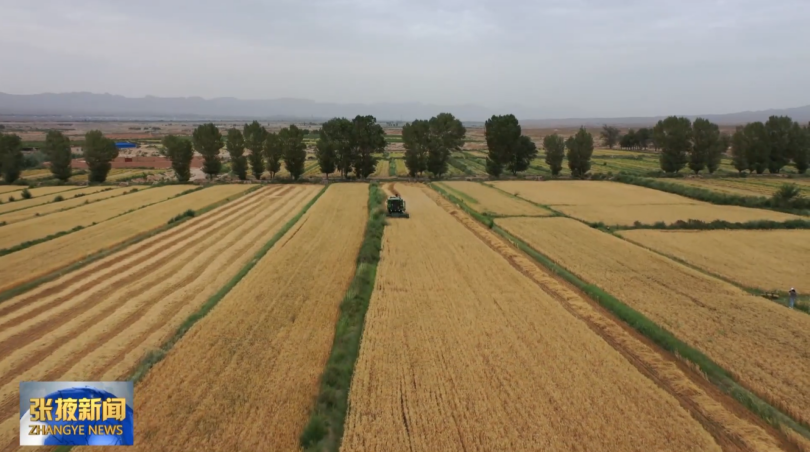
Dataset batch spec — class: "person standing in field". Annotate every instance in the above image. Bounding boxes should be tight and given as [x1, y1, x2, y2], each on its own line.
[789, 288, 797, 309]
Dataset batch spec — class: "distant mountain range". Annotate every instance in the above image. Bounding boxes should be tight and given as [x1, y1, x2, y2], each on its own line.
[1, 92, 808, 126]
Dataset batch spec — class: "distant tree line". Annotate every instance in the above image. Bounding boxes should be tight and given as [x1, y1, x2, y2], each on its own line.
[730, 116, 808, 174]
[314, 115, 387, 180]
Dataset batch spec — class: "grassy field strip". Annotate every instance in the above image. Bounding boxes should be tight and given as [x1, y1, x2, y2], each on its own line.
[439, 181, 553, 217]
[341, 184, 722, 452]
[0, 187, 148, 225]
[619, 229, 810, 294]
[0, 185, 254, 294]
[553, 203, 799, 226]
[425, 185, 788, 452]
[0, 186, 321, 450]
[0, 186, 112, 216]
[82, 184, 367, 451]
[496, 217, 810, 430]
[0, 185, 192, 251]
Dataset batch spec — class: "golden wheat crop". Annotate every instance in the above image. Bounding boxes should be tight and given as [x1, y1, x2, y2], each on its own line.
[371, 159, 390, 178]
[0, 185, 192, 250]
[0, 186, 110, 216]
[75, 184, 367, 452]
[497, 217, 810, 427]
[395, 159, 410, 176]
[0, 185, 254, 293]
[490, 180, 696, 205]
[439, 181, 552, 216]
[620, 229, 810, 291]
[554, 202, 799, 225]
[0, 186, 322, 451]
[341, 184, 720, 452]
[665, 178, 774, 197]
[0, 187, 146, 224]
[0, 185, 76, 199]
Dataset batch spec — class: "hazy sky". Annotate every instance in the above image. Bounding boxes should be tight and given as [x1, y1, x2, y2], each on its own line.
[1, 0, 808, 117]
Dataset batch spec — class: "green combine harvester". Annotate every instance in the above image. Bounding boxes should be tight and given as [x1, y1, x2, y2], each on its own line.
[386, 195, 409, 218]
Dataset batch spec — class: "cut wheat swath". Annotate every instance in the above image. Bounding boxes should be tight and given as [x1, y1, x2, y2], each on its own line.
[497, 216, 810, 427]
[440, 181, 552, 216]
[0, 184, 254, 294]
[554, 203, 799, 225]
[490, 180, 698, 205]
[77, 184, 368, 452]
[342, 184, 719, 452]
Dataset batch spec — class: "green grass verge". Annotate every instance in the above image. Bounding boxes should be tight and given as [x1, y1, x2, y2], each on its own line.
[300, 183, 386, 452]
[129, 185, 327, 384]
[430, 182, 810, 439]
[591, 218, 810, 231]
[0, 185, 260, 305]
[388, 158, 397, 177]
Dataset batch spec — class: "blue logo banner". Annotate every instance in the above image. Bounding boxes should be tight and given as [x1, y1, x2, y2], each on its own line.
[19, 381, 134, 446]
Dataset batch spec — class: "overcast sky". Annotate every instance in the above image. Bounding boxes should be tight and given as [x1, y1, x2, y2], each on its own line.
[1, 0, 808, 117]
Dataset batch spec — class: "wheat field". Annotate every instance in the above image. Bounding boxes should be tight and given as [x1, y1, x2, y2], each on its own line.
[0, 185, 76, 199]
[0, 186, 323, 452]
[489, 181, 696, 205]
[497, 217, 810, 427]
[0, 185, 253, 293]
[0, 186, 110, 216]
[0, 185, 191, 250]
[83, 184, 368, 452]
[342, 184, 720, 452]
[619, 229, 810, 291]
[554, 203, 798, 225]
[439, 181, 552, 216]
[0, 187, 147, 225]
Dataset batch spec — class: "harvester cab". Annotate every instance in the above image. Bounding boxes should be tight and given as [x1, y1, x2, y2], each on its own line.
[386, 195, 409, 218]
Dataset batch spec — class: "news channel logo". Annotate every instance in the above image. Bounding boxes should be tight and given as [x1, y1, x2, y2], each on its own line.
[19, 381, 134, 446]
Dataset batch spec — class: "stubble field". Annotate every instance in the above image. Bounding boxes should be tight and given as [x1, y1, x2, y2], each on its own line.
[437, 181, 552, 216]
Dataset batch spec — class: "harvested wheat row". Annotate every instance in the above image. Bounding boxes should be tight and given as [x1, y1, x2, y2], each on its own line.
[0, 186, 112, 216]
[0, 184, 254, 294]
[440, 181, 552, 216]
[0, 186, 148, 224]
[620, 229, 810, 291]
[497, 217, 810, 427]
[490, 180, 697, 205]
[342, 184, 719, 452]
[78, 183, 368, 452]
[0, 185, 192, 250]
[0, 186, 319, 452]
[554, 202, 799, 225]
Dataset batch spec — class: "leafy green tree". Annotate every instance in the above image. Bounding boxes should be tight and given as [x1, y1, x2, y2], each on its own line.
[600, 125, 620, 149]
[402, 119, 430, 177]
[708, 132, 731, 174]
[793, 123, 809, 174]
[743, 122, 770, 174]
[350, 115, 385, 179]
[619, 129, 638, 149]
[654, 116, 692, 173]
[162, 135, 194, 182]
[542, 133, 565, 176]
[83, 130, 118, 183]
[0, 133, 23, 183]
[690, 118, 721, 175]
[426, 113, 465, 177]
[192, 123, 223, 179]
[314, 131, 337, 180]
[637, 128, 652, 150]
[263, 133, 283, 179]
[730, 127, 748, 173]
[565, 127, 594, 178]
[316, 118, 353, 179]
[43, 130, 72, 181]
[280, 125, 307, 180]
[243, 121, 267, 179]
[226, 128, 247, 180]
[764, 115, 793, 173]
[484, 114, 536, 176]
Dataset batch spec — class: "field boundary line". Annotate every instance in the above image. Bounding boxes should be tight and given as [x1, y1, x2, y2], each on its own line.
[428, 182, 810, 444]
[300, 183, 386, 452]
[479, 181, 566, 216]
[0, 185, 261, 305]
[0, 185, 202, 257]
[434, 182, 479, 204]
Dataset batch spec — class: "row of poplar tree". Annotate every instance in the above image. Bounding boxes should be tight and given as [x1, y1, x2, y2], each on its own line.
[601, 115, 809, 175]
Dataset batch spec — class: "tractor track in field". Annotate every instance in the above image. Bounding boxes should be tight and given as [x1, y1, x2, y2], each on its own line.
[427, 186, 797, 452]
[0, 186, 317, 451]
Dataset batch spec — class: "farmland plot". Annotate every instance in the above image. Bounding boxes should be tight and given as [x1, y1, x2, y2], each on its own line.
[490, 181, 695, 205]
[619, 229, 810, 291]
[554, 203, 798, 226]
[0, 186, 321, 451]
[0, 186, 111, 216]
[438, 181, 552, 216]
[0, 184, 253, 293]
[0, 185, 190, 250]
[370, 159, 390, 178]
[0, 185, 76, 198]
[342, 185, 720, 452]
[497, 217, 810, 427]
[83, 184, 367, 452]
[0, 187, 146, 224]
